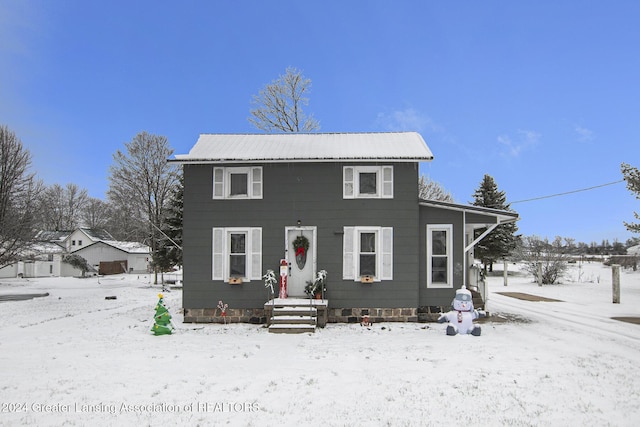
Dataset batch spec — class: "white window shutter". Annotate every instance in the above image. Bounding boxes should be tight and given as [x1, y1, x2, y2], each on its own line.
[213, 168, 224, 199]
[381, 227, 393, 280]
[382, 166, 393, 198]
[343, 227, 355, 280]
[250, 227, 262, 280]
[343, 167, 354, 199]
[212, 228, 225, 280]
[251, 167, 263, 199]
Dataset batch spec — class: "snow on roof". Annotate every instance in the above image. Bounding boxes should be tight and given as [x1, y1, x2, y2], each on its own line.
[35, 230, 72, 242]
[171, 132, 434, 164]
[98, 241, 151, 254]
[80, 228, 114, 241]
[71, 240, 151, 255]
[22, 242, 65, 257]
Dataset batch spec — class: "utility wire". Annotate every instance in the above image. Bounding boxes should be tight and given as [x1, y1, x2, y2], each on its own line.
[511, 180, 625, 204]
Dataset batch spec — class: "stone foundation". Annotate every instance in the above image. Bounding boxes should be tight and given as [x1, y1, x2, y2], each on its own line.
[329, 306, 450, 323]
[183, 308, 267, 324]
[183, 305, 449, 324]
[417, 305, 449, 323]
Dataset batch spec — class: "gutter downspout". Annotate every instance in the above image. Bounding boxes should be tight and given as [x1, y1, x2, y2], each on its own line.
[463, 210, 466, 287]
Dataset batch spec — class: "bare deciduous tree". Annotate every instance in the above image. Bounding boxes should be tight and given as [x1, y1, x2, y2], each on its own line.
[108, 132, 179, 282]
[36, 183, 88, 231]
[249, 67, 320, 133]
[418, 175, 454, 202]
[81, 197, 111, 230]
[0, 125, 42, 267]
[104, 196, 145, 242]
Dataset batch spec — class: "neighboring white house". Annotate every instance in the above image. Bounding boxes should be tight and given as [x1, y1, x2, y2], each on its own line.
[62, 228, 115, 252]
[0, 240, 68, 278]
[0, 228, 151, 278]
[71, 240, 151, 274]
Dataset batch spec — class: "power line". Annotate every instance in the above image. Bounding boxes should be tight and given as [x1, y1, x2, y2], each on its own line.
[511, 180, 625, 204]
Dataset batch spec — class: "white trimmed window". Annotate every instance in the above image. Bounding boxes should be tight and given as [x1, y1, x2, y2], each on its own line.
[343, 166, 393, 199]
[212, 227, 262, 282]
[426, 224, 453, 288]
[213, 167, 263, 199]
[343, 226, 393, 281]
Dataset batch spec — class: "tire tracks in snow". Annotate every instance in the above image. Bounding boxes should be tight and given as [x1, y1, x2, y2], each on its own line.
[489, 292, 640, 349]
[15, 299, 151, 329]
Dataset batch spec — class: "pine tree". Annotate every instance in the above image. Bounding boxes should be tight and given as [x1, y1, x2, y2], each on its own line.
[154, 172, 183, 273]
[621, 163, 640, 233]
[151, 294, 174, 335]
[471, 174, 518, 271]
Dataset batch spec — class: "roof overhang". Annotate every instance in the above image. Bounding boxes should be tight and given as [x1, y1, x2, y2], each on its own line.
[169, 156, 433, 165]
[419, 199, 519, 229]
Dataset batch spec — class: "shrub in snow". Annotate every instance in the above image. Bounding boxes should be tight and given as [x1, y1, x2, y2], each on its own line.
[62, 254, 91, 277]
[515, 236, 570, 284]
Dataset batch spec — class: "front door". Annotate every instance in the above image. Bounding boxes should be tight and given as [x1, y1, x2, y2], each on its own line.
[285, 226, 316, 297]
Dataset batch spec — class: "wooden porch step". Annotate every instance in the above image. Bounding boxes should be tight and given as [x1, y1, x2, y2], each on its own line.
[265, 298, 328, 334]
[270, 315, 316, 325]
[272, 306, 317, 316]
[269, 324, 316, 334]
[269, 306, 317, 333]
[469, 288, 485, 310]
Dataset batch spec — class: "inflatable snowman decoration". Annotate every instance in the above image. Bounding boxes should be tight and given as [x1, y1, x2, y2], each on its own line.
[437, 286, 486, 336]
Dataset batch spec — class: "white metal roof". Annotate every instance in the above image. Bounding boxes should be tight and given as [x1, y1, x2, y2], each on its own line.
[171, 132, 434, 164]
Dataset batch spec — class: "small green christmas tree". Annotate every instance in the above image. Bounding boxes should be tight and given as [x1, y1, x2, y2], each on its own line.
[151, 293, 175, 335]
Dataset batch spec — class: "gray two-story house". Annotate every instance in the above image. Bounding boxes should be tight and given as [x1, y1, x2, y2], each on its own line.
[171, 132, 518, 326]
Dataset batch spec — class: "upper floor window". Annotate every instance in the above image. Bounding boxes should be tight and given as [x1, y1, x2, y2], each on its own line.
[343, 166, 393, 199]
[213, 167, 263, 199]
[426, 224, 453, 288]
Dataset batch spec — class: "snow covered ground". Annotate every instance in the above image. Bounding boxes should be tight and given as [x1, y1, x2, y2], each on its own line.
[1, 262, 639, 426]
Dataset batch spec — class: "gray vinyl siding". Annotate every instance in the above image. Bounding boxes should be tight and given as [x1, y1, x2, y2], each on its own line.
[465, 212, 500, 226]
[183, 162, 421, 310]
[418, 205, 464, 307]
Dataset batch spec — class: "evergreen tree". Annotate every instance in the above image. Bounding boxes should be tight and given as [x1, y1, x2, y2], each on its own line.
[154, 171, 183, 272]
[471, 174, 518, 271]
[62, 254, 91, 277]
[621, 163, 640, 233]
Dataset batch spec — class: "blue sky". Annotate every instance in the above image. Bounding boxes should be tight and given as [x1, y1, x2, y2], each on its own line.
[1, 1, 638, 244]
